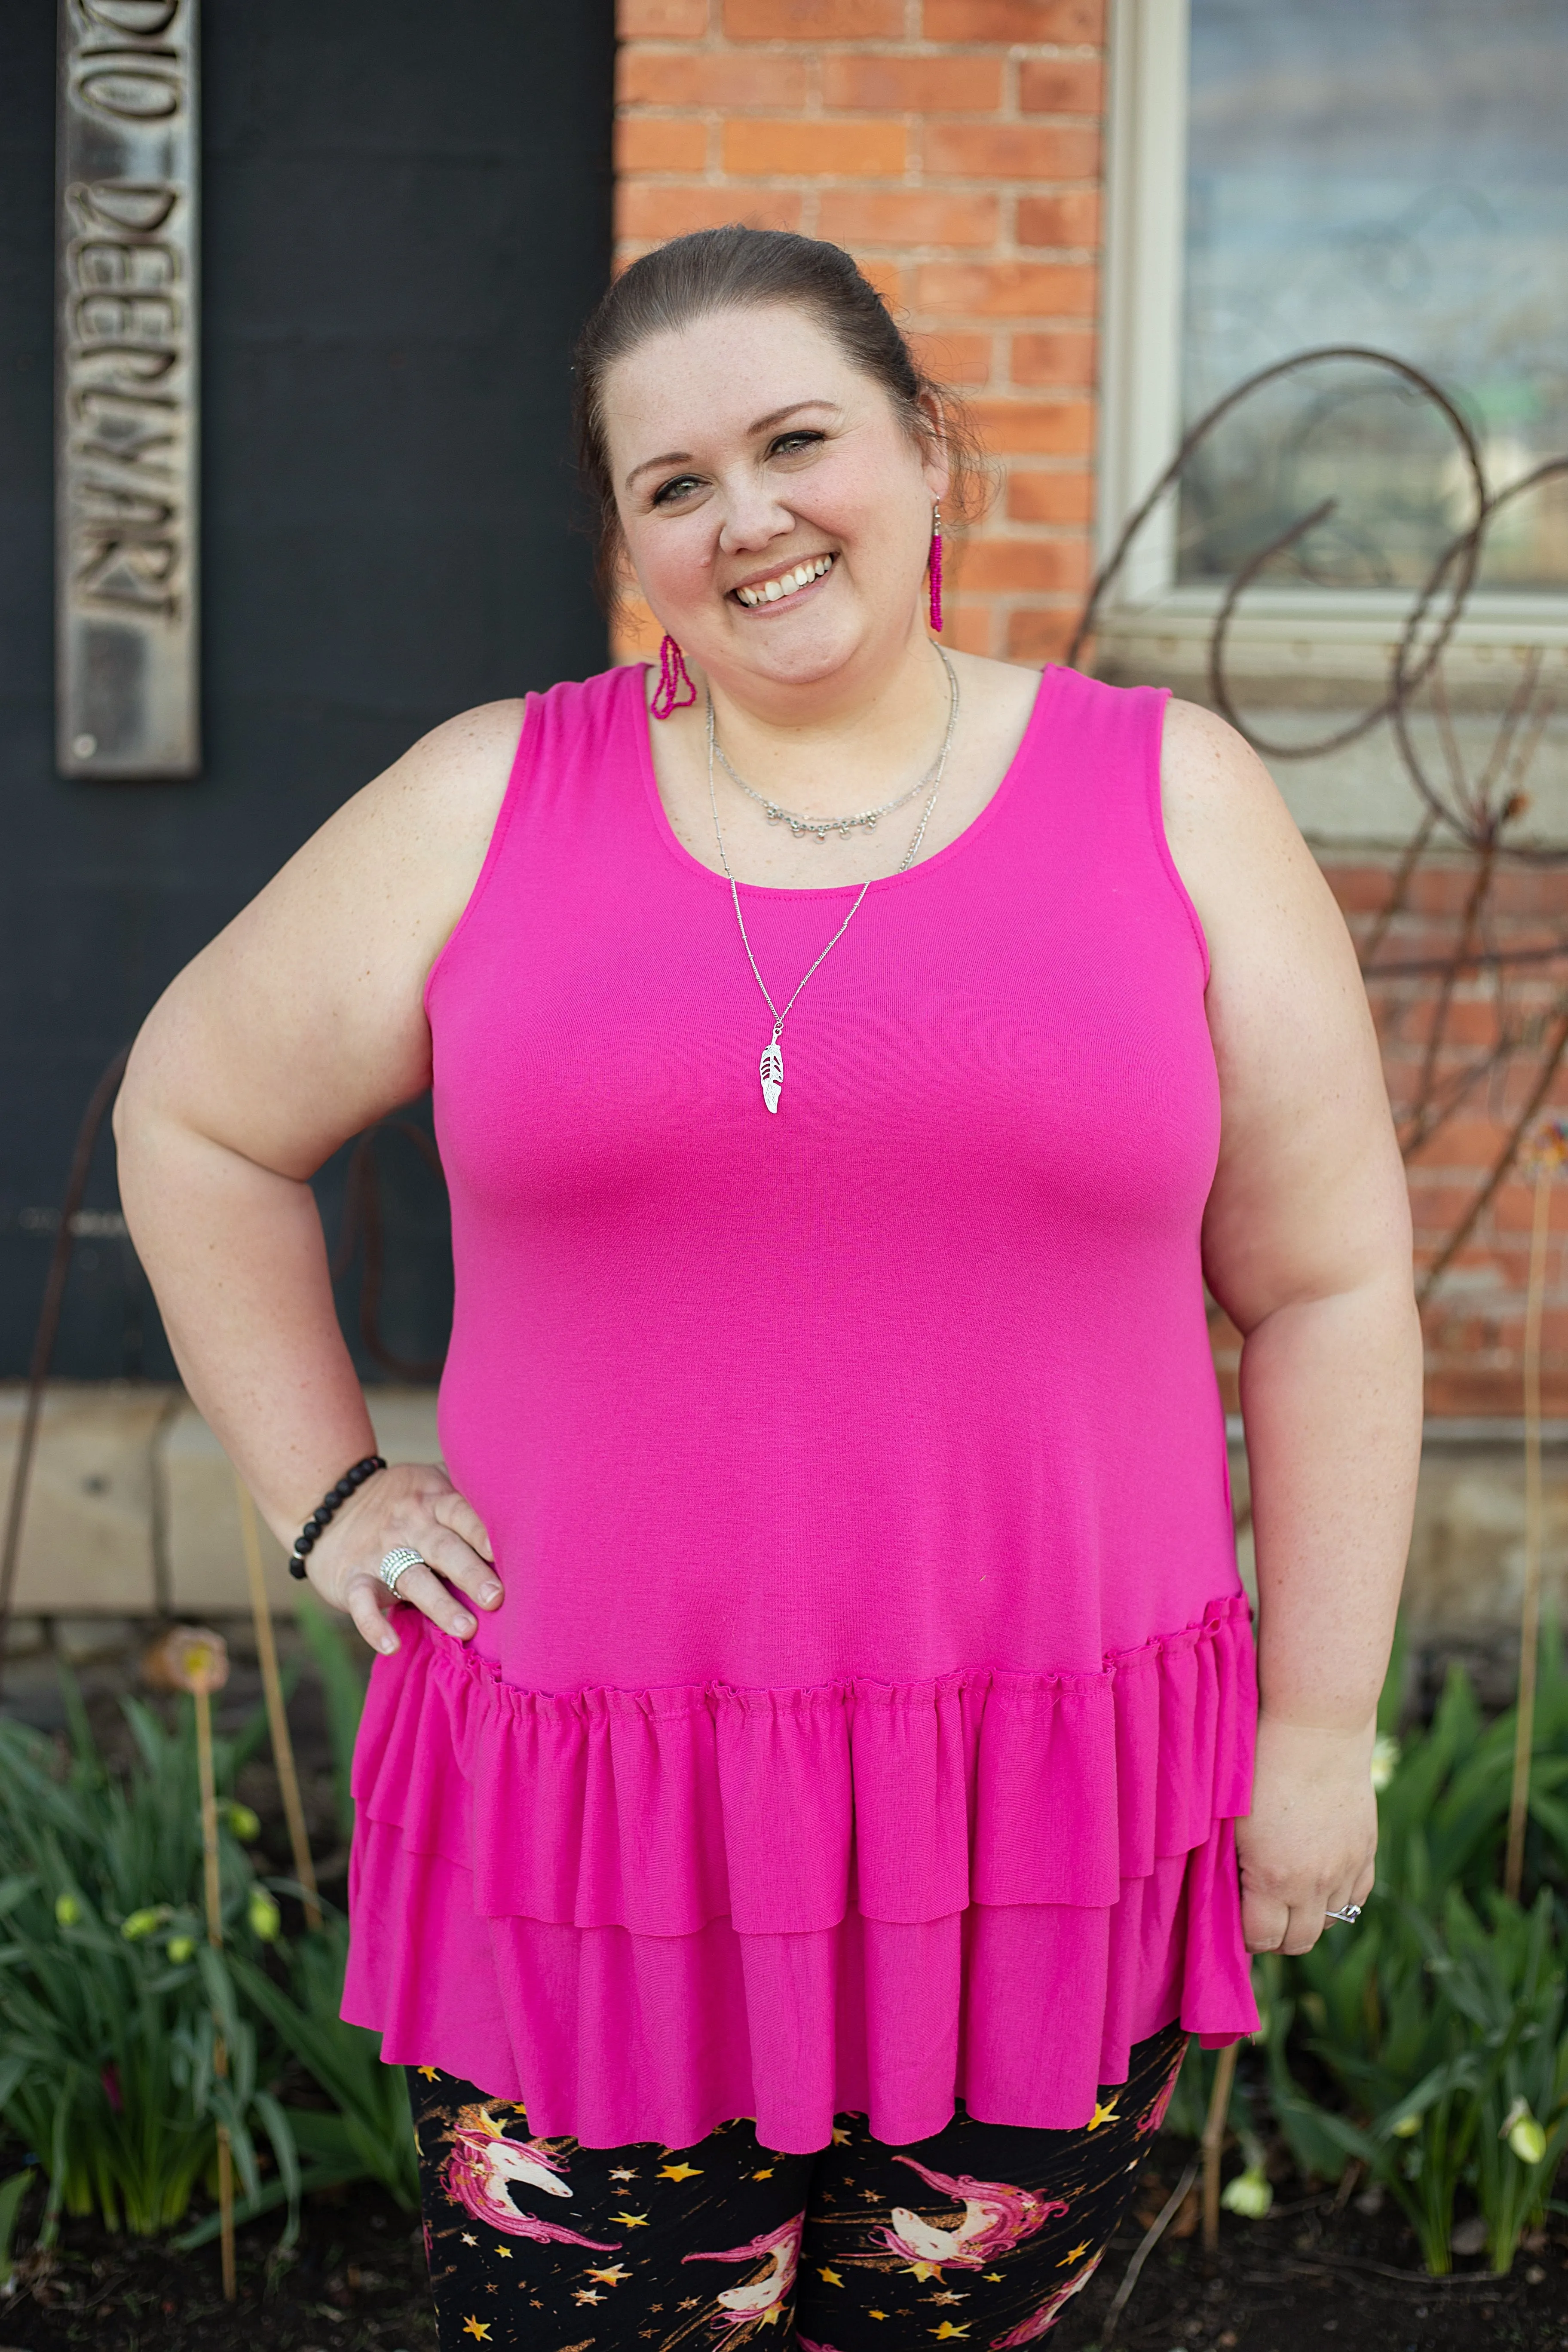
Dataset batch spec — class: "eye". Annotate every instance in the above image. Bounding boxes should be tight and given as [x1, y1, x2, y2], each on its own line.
[651, 473, 704, 508]
[768, 430, 825, 459]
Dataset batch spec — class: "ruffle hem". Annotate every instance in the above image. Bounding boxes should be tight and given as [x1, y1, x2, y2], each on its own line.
[343, 1595, 1258, 2152]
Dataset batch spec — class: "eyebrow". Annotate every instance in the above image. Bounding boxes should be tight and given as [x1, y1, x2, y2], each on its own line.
[623, 399, 841, 492]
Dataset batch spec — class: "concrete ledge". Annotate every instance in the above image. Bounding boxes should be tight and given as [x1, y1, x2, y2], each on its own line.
[0, 1383, 441, 1616]
[0, 1385, 171, 1613]
[0, 1386, 1554, 1641]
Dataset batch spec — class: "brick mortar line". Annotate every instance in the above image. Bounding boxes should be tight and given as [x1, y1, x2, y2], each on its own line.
[617, 183, 1099, 211]
[603, 261, 1101, 335]
[616, 165, 1101, 187]
[604, 269, 1100, 337]
[628, 56, 1097, 66]
[619, 37, 1102, 52]
[612, 236, 1099, 273]
[621, 158, 1100, 189]
[617, 184, 1098, 241]
[616, 106, 1100, 124]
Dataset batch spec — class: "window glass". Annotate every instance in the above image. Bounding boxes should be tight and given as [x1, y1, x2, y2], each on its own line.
[1179, 0, 1568, 592]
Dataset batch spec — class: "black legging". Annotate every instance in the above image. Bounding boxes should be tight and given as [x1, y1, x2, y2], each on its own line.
[409, 2018, 1184, 2349]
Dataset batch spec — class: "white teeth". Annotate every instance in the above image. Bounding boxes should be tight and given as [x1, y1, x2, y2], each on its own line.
[735, 553, 834, 607]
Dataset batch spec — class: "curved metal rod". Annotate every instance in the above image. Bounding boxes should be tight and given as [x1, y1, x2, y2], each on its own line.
[1206, 499, 1338, 752]
[330, 1119, 447, 1383]
[1417, 1003, 1568, 1305]
[1388, 455, 1568, 851]
[1069, 345, 1488, 762]
[0, 1044, 130, 1691]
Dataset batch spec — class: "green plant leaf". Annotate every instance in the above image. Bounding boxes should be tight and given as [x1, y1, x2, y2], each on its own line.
[0, 2168, 34, 2280]
[292, 1590, 368, 1844]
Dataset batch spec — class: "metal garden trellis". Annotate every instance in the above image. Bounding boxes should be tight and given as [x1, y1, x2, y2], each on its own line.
[1072, 343, 1568, 1316]
[1074, 343, 1568, 2278]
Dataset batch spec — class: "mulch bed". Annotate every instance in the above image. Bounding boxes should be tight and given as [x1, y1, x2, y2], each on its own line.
[1, 2180, 436, 2352]
[1064, 2165, 1568, 2352]
[8, 1650, 1568, 2347]
[5, 2159, 1568, 2351]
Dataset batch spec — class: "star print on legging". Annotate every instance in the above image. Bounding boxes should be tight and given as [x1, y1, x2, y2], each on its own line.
[408, 2016, 1188, 2350]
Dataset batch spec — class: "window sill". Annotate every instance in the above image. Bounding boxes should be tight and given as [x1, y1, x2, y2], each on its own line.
[1090, 587, 1568, 684]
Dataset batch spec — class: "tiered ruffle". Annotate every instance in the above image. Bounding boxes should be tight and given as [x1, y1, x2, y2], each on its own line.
[343, 1597, 1258, 2151]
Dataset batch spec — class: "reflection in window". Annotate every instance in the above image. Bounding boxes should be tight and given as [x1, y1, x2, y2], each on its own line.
[1179, 0, 1568, 593]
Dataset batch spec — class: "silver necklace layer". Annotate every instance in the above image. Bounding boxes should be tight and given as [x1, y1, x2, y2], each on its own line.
[711, 736, 934, 844]
[707, 645, 960, 1115]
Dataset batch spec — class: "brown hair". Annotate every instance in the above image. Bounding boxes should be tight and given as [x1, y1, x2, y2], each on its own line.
[572, 224, 991, 614]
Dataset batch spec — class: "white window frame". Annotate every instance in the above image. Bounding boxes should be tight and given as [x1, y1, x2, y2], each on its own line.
[1095, 0, 1568, 655]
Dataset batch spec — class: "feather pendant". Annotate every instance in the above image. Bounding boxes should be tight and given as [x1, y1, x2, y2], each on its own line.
[759, 1033, 784, 1114]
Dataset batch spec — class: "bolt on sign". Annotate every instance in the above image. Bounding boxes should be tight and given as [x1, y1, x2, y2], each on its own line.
[56, 0, 199, 779]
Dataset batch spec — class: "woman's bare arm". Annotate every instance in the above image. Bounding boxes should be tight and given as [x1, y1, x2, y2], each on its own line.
[113, 699, 523, 1654]
[1163, 698, 1422, 1957]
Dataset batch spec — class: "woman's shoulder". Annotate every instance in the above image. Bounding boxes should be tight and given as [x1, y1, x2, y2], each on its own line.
[357, 695, 527, 852]
[947, 647, 1049, 721]
[1157, 696, 1353, 1007]
[357, 667, 638, 854]
[1158, 697, 1314, 891]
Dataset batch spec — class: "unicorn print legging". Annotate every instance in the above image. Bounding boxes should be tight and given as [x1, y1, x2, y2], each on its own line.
[408, 2018, 1185, 2350]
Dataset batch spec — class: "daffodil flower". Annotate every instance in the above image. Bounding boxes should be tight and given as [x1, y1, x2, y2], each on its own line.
[247, 1890, 282, 1942]
[1220, 2165, 1273, 2218]
[120, 1905, 172, 1940]
[1502, 2097, 1548, 2166]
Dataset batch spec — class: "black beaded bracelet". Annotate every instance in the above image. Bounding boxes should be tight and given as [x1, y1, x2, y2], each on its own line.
[287, 1455, 387, 1579]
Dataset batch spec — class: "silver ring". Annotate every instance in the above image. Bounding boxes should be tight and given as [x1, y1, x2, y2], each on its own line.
[378, 1546, 425, 1597]
[1327, 1903, 1363, 1924]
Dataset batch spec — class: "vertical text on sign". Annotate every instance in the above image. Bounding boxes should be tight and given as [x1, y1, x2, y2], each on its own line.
[56, 0, 200, 779]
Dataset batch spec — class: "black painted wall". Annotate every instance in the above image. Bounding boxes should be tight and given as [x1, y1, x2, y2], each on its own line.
[0, 2, 614, 1379]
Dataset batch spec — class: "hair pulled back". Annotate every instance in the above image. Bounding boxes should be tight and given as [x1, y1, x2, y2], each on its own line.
[573, 225, 989, 614]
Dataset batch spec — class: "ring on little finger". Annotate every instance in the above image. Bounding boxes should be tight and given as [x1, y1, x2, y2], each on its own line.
[1326, 1902, 1363, 1924]
[379, 1546, 426, 1598]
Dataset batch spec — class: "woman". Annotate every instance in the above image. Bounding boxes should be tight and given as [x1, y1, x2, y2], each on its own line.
[116, 228, 1421, 2348]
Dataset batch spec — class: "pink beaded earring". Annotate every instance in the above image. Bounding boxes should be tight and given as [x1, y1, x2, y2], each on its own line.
[928, 502, 943, 634]
[651, 633, 696, 719]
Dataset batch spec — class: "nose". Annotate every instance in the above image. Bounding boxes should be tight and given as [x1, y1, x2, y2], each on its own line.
[716, 474, 795, 555]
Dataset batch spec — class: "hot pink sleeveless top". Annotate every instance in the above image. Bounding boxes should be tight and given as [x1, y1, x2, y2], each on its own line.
[343, 660, 1259, 2153]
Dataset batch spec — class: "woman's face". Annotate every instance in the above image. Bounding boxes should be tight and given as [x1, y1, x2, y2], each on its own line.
[602, 302, 946, 698]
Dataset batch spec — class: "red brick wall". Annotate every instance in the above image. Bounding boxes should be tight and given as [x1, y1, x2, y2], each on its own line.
[1337, 860, 1568, 1419]
[613, 0, 1103, 664]
[1206, 857, 1568, 1420]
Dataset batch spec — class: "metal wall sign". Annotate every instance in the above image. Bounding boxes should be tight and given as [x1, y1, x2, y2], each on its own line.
[56, 0, 199, 779]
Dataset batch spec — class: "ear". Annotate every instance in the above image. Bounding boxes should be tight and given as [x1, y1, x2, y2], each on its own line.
[914, 389, 952, 505]
[607, 532, 654, 635]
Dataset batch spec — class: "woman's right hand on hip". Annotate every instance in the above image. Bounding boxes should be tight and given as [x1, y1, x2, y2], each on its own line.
[302, 1461, 501, 1654]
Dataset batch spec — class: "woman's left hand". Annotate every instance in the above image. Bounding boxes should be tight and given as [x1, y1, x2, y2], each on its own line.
[1235, 1712, 1378, 1955]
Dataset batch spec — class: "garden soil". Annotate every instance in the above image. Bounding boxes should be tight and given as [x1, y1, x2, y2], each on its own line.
[7, 1656, 1567, 2348]
[6, 2160, 1568, 2351]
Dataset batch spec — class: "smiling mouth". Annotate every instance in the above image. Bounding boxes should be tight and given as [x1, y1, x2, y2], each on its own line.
[732, 553, 836, 608]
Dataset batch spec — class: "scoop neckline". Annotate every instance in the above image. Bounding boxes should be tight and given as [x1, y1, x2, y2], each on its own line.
[631, 657, 1061, 898]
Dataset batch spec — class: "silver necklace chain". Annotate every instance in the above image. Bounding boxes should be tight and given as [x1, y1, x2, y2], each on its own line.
[706, 645, 960, 1114]
[711, 736, 934, 844]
